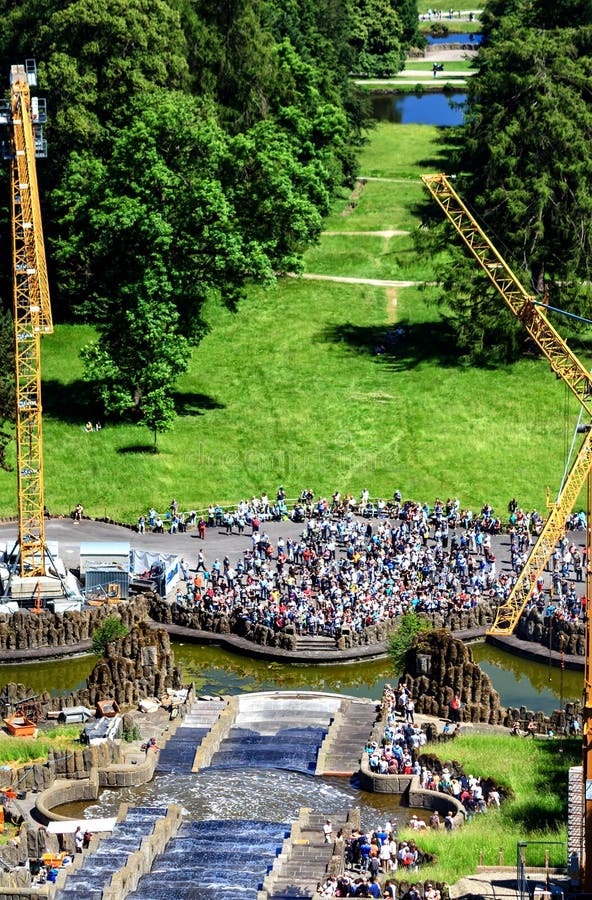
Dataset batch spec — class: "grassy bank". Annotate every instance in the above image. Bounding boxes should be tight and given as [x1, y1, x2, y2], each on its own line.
[398, 733, 578, 884]
[0, 725, 82, 767]
[0, 122, 586, 522]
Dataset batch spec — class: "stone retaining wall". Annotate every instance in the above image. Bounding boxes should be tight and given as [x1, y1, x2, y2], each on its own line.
[0, 596, 148, 653]
[101, 804, 183, 900]
[34, 771, 100, 825]
[191, 697, 236, 771]
[148, 596, 298, 651]
[338, 604, 493, 650]
[10, 741, 120, 796]
[358, 761, 466, 826]
[516, 607, 585, 656]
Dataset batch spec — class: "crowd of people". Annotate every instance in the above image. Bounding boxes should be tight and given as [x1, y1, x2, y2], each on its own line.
[374, 685, 502, 811]
[164, 487, 586, 642]
[318, 815, 451, 897]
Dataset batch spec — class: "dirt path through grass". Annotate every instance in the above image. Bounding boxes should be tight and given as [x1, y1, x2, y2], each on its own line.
[322, 229, 410, 237]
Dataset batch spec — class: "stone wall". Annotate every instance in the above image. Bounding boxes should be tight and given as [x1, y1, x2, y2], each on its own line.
[337, 604, 494, 650]
[0, 596, 148, 652]
[147, 595, 298, 651]
[86, 620, 182, 708]
[401, 628, 505, 725]
[516, 607, 585, 656]
[1, 621, 182, 719]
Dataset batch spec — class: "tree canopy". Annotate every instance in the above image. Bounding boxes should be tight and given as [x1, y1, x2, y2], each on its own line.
[0, 0, 420, 438]
[430, 0, 592, 363]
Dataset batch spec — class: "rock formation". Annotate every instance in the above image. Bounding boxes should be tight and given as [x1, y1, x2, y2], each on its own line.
[400, 628, 504, 725]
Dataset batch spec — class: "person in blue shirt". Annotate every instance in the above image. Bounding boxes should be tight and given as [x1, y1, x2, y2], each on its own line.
[368, 877, 383, 897]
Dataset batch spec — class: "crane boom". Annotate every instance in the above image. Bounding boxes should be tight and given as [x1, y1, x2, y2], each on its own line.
[8, 63, 52, 577]
[421, 173, 592, 635]
[421, 174, 592, 418]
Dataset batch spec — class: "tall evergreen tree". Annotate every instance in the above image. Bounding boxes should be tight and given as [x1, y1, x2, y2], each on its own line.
[429, 1, 592, 362]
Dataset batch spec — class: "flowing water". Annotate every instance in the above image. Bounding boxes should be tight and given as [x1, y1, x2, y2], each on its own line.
[53, 769, 419, 832]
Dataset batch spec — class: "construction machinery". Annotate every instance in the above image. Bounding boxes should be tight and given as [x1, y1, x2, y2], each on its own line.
[0, 61, 51, 579]
[422, 172, 592, 887]
[0, 61, 77, 605]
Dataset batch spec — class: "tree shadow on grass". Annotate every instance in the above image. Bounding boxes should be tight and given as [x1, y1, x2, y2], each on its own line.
[318, 317, 464, 370]
[42, 381, 224, 425]
[117, 445, 158, 455]
[419, 125, 464, 174]
[173, 391, 224, 416]
[42, 379, 101, 425]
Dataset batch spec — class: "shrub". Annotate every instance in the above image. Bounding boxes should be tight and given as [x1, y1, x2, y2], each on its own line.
[388, 611, 432, 673]
[92, 616, 129, 656]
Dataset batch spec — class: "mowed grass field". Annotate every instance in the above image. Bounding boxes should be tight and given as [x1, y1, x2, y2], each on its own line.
[0, 122, 588, 522]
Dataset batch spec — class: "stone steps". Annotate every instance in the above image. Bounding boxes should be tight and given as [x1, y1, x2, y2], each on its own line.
[156, 698, 227, 774]
[294, 635, 339, 652]
[263, 811, 346, 900]
[317, 698, 379, 776]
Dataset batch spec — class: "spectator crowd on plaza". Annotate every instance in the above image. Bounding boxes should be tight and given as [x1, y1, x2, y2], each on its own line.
[145, 486, 586, 642]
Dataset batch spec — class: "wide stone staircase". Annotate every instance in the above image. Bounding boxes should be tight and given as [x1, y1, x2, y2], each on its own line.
[259, 809, 349, 900]
[208, 693, 341, 775]
[316, 697, 380, 776]
[293, 634, 339, 654]
[156, 697, 227, 774]
[126, 819, 289, 900]
[53, 807, 168, 900]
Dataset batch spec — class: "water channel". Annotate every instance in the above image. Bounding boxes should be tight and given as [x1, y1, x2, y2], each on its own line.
[0, 639, 582, 715]
[425, 33, 483, 44]
[6, 639, 582, 832]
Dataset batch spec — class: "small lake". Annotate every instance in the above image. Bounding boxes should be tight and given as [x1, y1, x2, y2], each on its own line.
[371, 91, 466, 126]
[426, 32, 482, 44]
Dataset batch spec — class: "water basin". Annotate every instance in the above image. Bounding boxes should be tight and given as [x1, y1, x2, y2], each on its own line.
[425, 32, 483, 44]
[371, 92, 466, 126]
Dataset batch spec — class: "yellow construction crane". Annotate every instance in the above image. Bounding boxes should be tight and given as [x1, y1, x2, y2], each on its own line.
[422, 173, 592, 888]
[1, 61, 52, 578]
[421, 173, 592, 636]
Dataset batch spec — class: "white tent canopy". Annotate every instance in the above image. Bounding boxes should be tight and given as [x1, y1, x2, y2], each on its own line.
[46, 817, 117, 834]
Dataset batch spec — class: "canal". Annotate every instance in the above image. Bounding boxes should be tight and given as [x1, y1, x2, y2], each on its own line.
[0, 639, 583, 715]
[371, 91, 466, 127]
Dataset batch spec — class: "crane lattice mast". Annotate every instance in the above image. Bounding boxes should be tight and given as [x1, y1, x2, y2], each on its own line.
[421, 173, 592, 635]
[422, 172, 592, 888]
[2, 61, 52, 577]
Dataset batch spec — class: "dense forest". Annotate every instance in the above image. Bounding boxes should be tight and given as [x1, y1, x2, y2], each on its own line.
[0, 0, 419, 439]
[429, 0, 592, 363]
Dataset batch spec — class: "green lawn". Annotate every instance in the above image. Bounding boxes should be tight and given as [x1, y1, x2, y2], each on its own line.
[0, 725, 82, 766]
[0, 121, 587, 522]
[397, 733, 578, 885]
[405, 61, 477, 72]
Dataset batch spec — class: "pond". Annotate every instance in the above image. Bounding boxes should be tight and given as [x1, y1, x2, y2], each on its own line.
[0, 639, 583, 715]
[371, 92, 466, 126]
[425, 33, 483, 44]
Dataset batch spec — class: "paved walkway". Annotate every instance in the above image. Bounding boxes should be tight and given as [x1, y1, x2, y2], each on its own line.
[299, 273, 420, 287]
[322, 230, 410, 237]
[0, 518, 585, 668]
